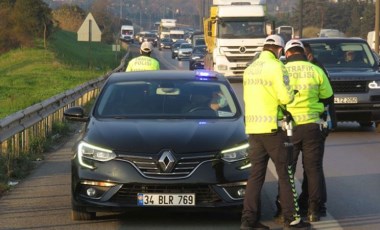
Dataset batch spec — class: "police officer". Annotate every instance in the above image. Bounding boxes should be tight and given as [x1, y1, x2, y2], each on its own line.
[297, 42, 336, 217]
[284, 39, 333, 222]
[126, 42, 160, 71]
[241, 34, 310, 230]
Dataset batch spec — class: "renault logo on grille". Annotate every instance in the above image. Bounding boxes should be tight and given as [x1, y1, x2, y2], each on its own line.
[158, 150, 176, 173]
[239, 46, 246, 53]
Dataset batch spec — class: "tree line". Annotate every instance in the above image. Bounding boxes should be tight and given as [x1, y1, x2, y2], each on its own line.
[0, 0, 53, 53]
[277, 0, 376, 38]
[0, 0, 377, 55]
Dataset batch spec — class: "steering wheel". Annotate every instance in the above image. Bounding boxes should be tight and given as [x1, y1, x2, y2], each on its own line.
[188, 106, 213, 113]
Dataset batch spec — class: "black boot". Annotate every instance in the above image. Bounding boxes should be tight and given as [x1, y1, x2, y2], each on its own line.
[319, 203, 327, 217]
[308, 201, 320, 222]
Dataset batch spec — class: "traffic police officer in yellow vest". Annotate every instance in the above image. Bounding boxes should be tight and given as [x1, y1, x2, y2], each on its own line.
[126, 42, 160, 71]
[283, 39, 333, 222]
[241, 34, 311, 230]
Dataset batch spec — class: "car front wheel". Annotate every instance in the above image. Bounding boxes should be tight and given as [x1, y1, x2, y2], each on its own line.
[71, 207, 95, 221]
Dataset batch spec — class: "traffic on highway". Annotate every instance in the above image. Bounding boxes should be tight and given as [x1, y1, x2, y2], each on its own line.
[1, 0, 380, 230]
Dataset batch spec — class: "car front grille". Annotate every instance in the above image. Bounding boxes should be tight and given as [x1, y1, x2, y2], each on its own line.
[109, 184, 222, 205]
[331, 81, 368, 93]
[117, 153, 216, 179]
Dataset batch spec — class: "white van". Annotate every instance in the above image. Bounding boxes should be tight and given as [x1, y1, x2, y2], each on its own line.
[120, 25, 134, 43]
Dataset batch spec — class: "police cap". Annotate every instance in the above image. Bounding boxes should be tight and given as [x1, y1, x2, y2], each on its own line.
[264, 35, 285, 48]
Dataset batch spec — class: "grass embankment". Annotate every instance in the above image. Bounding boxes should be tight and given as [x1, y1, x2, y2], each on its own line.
[0, 29, 126, 195]
[0, 29, 125, 119]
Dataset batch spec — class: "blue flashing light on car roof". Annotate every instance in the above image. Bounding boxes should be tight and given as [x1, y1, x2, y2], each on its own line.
[195, 70, 217, 80]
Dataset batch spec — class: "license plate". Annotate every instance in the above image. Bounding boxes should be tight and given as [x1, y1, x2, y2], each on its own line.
[334, 97, 358, 104]
[137, 193, 195, 206]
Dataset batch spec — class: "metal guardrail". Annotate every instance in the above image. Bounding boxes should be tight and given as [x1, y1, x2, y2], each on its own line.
[0, 48, 130, 156]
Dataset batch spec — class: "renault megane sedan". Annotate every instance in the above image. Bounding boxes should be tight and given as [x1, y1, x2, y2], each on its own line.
[64, 70, 250, 220]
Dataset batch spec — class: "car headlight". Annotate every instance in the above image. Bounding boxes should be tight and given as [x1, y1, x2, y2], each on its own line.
[78, 142, 116, 169]
[221, 143, 249, 162]
[192, 55, 201, 60]
[369, 81, 380, 89]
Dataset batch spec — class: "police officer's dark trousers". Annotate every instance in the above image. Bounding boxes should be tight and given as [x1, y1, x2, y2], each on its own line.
[290, 123, 324, 210]
[298, 134, 327, 213]
[242, 130, 297, 224]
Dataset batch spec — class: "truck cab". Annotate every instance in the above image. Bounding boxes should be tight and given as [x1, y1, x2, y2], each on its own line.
[169, 30, 185, 43]
[158, 19, 177, 40]
[203, 0, 272, 78]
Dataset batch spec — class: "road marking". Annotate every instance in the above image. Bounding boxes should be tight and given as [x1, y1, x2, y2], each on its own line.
[267, 159, 343, 229]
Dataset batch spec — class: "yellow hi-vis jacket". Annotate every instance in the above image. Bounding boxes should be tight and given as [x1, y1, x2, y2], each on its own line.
[285, 58, 333, 125]
[126, 56, 160, 72]
[243, 51, 294, 134]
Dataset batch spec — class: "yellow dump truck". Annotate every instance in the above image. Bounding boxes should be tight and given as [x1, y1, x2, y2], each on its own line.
[203, 0, 273, 78]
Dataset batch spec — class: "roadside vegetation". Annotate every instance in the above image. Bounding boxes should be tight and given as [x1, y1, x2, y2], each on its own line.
[0, 1, 127, 195]
[0, 28, 125, 195]
[0, 29, 122, 119]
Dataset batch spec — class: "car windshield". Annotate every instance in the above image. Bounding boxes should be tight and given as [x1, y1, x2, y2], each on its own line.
[173, 43, 182, 48]
[307, 40, 376, 68]
[94, 79, 238, 119]
[180, 44, 192, 49]
[193, 46, 207, 54]
[218, 20, 265, 39]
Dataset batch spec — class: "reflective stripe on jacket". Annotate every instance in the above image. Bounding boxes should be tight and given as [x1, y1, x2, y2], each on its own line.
[285, 57, 333, 125]
[126, 56, 160, 71]
[243, 51, 294, 134]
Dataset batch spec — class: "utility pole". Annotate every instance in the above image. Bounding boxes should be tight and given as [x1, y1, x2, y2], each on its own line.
[200, 1, 205, 29]
[375, 0, 379, 54]
[299, 0, 304, 38]
[120, 0, 122, 20]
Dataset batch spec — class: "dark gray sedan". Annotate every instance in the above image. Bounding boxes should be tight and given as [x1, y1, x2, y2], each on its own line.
[64, 70, 250, 220]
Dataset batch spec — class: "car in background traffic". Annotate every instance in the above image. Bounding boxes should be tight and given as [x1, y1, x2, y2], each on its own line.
[177, 43, 193, 61]
[171, 39, 187, 59]
[142, 33, 158, 47]
[189, 45, 207, 70]
[301, 37, 380, 132]
[64, 70, 250, 220]
[318, 29, 345, 38]
[158, 37, 173, 50]
[135, 31, 151, 44]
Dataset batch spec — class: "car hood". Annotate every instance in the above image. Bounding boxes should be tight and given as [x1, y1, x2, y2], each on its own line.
[326, 67, 380, 80]
[83, 118, 247, 154]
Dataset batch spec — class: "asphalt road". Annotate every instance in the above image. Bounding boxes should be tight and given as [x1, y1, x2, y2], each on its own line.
[0, 44, 380, 230]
